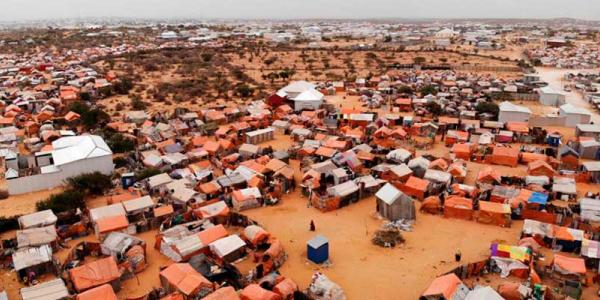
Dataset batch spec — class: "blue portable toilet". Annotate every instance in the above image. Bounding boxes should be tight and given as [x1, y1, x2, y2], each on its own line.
[546, 132, 562, 147]
[121, 172, 136, 189]
[307, 235, 329, 264]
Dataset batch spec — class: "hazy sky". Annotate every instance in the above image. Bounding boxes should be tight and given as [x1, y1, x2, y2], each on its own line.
[2, 0, 600, 21]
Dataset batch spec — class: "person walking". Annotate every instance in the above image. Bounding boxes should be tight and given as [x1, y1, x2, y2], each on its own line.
[310, 220, 316, 231]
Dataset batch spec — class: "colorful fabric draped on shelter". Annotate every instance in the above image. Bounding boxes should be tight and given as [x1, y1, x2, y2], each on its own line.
[490, 243, 532, 263]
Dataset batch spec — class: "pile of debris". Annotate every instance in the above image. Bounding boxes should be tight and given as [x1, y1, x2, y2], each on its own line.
[372, 229, 405, 248]
[382, 219, 414, 232]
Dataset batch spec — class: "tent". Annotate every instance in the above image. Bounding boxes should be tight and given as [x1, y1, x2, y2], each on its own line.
[273, 278, 299, 299]
[580, 198, 600, 222]
[527, 160, 555, 177]
[240, 284, 281, 300]
[465, 286, 503, 300]
[204, 286, 240, 300]
[477, 201, 511, 227]
[444, 196, 474, 220]
[401, 176, 430, 200]
[76, 284, 118, 300]
[552, 254, 586, 277]
[69, 256, 121, 292]
[375, 183, 415, 221]
[159, 263, 214, 298]
[421, 273, 469, 300]
[491, 146, 519, 167]
[420, 196, 442, 214]
[209, 235, 247, 263]
[20, 278, 69, 300]
[243, 225, 270, 246]
[477, 167, 501, 184]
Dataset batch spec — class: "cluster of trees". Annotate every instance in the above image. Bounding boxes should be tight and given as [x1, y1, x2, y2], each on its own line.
[36, 172, 113, 213]
[68, 101, 110, 128]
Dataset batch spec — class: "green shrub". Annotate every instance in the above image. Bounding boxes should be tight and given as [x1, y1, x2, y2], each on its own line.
[0, 216, 20, 233]
[36, 190, 85, 213]
[135, 168, 162, 181]
[65, 172, 113, 195]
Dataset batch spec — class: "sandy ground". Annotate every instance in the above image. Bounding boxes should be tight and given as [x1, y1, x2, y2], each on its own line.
[0, 187, 63, 218]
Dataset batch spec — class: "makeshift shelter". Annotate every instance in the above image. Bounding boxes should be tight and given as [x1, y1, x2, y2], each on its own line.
[580, 198, 600, 222]
[246, 127, 275, 144]
[20, 278, 69, 300]
[232, 187, 262, 211]
[69, 256, 121, 292]
[204, 286, 241, 300]
[452, 143, 473, 160]
[421, 273, 469, 300]
[444, 196, 473, 220]
[16, 225, 58, 249]
[273, 278, 299, 299]
[12, 245, 55, 280]
[552, 254, 586, 279]
[420, 196, 442, 214]
[477, 167, 501, 184]
[375, 183, 415, 221]
[465, 286, 503, 300]
[578, 139, 600, 160]
[582, 161, 600, 183]
[307, 273, 346, 300]
[75, 284, 118, 300]
[243, 225, 270, 247]
[18, 209, 57, 229]
[307, 235, 329, 264]
[401, 176, 430, 200]
[160, 263, 215, 299]
[209, 235, 247, 263]
[240, 284, 282, 300]
[477, 201, 511, 227]
[527, 160, 555, 177]
[490, 146, 519, 167]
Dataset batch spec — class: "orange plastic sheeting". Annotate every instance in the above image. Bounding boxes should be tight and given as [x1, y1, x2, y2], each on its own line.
[452, 143, 472, 160]
[477, 201, 511, 227]
[198, 224, 229, 245]
[443, 196, 473, 220]
[240, 284, 282, 300]
[160, 263, 213, 296]
[204, 286, 241, 300]
[401, 176, 429, 200]
[521, 152, 547, 163]
[420, 196, 441, 214]
[421, 273, 463, 299]
[76, 284, 117, 300]
[273, 278, 299, 298]
[477, 166, 501, 184]
[70, 256, 121, 292]
[553, 254, 586, 275]
[97, 215, 129, 234]
[527, 160, 555, 177]
[492, 146, 519, 167]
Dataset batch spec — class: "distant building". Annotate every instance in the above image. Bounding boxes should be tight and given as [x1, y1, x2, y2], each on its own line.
[539, 86, 566, 106]
[498, 101, 532, 123]
[559, 103, 591, 127]
[7, 135, 114, 195]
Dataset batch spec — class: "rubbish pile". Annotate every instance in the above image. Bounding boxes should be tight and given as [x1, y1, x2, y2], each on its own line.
[382, 219, 414, 232]
[372, 229, 405, 248]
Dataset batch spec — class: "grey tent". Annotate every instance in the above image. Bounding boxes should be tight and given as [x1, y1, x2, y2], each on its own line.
[375, 183, 415, 221]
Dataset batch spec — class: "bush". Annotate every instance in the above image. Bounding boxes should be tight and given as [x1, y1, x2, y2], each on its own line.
[0, 189, 8, 200]
[36, 190, 85, 213]
[0, 216, 20, 233]
[113, 156, 129, 169]
[136, 168, 162, 181]
[65, 172, 113, 196]
[476, 102, 500, 117]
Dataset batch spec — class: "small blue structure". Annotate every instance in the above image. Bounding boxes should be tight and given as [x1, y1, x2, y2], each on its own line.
[546, 132, 562, 147]
[528, 192, 548, 207]
[307, 235, 329, 264]
[121, 172, 136, 189]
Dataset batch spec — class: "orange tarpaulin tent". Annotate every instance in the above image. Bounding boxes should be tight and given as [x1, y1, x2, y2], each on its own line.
[400, 176, 429, 200]
[273, 278, 299, 299]
[443, 196, 473, 220]
[76, 284, 118, 300]
[477, 167, 501, 184]
[240, 284, 282, 300]
[521, 152, 547, 163]
[204, 286, 241, 300]
[160, 263, 214, 297]
[552, 254, 586, 275]
[421, 273, 465, 299]
[477, 201, 511, 227]
[491, 146, 519, 167]
[451, 143, 473, 160]
[70, 256, 121, 292]
[527, 160, 555, 177]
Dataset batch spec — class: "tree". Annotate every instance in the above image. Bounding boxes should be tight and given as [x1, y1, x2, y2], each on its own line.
[476, 101, 500, 117]
[397, 86, 414, 95]
[66, 172, 113, 196]
[136, 168, 162, 181]
[36, 190, 85, 213]
[419, 85, 437, 96]
[131, 95, 147, 110]
[113, 77, 134, 95]
[425, 101, 443, 116]
[235, 84, 254, 98]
